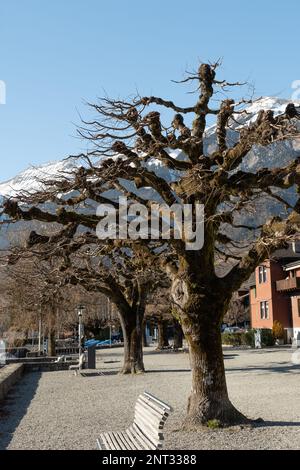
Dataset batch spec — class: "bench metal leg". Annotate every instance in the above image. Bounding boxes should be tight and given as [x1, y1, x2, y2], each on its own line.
[96, 438, 102, 450]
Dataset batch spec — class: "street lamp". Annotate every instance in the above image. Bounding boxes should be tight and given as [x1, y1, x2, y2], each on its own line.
[77, 305, 85, 366]
[38, 307, 42, 356]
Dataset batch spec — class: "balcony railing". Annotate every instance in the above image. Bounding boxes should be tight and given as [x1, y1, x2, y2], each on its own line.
[276, 277, 300, 292]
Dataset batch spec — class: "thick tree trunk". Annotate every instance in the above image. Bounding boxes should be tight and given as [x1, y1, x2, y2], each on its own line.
[171, 269, 250, 428]
[157, 319, 169, 350]
[182, 318, 249, 428]
[173, 320, 183, 350]
[119, 313, 145, 374]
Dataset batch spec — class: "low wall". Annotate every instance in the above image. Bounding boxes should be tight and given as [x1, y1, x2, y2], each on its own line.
[23, 361, 78, 372]
[6, 356, 77, 365]
[0, 364, 24, 401]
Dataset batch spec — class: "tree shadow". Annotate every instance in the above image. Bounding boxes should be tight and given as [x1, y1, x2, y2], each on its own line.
[228, 347, 292, 355]
[227, 362, 300, 374]
[0, 372, 41, 450]
[79, 370, 119, 377]
[96, 350, 124, 358]
[253, 420, 300, 428]
[146, 368, 191, 373]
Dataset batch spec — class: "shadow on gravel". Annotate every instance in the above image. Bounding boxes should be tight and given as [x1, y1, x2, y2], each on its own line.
[80, 370, 119, 377]
[97, 350, 123, 358]
[0, 372, 41, 450]
[255, 420, 300, 428]
[236, 348, 292, 355]
[143, 349, 188, 355]
[227, 362, 300, 374]
[146, 369, 191, 373]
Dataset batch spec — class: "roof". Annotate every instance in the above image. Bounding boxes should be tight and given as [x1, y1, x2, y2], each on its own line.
[283, 260, 300, 271]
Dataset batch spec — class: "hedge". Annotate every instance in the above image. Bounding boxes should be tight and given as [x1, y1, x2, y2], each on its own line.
[222, 329, 275, 347]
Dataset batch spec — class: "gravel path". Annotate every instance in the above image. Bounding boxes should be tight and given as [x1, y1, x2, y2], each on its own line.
[0, 346, 300, 450]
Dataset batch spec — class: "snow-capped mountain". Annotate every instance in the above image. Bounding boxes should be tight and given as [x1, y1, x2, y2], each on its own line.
[0, 97, 299, 200]
[0, 97, 298, 198]
[0, 96, 299, 249]
[0, 158, 81, 199]
[205, 96, 300, 170]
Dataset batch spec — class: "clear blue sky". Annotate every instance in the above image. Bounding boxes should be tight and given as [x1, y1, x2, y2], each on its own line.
[0, 0, 299, 181]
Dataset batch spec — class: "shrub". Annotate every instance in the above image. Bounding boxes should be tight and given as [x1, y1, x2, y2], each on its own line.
[243, 330, 255, 347]
[207, 419, 220, 429]
[221, 332, 242, 346]
[272, 321, 284, 340]
[261, 328, 275, 346]
[221, 329, 275, 347]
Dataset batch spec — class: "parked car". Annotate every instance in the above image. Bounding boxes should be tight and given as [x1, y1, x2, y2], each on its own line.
[223, 326, 244, 333]
[0, 352, 17, 361]
[111, 333, 123, 343]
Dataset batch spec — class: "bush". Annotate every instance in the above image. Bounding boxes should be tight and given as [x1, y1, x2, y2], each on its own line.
[221, 332, 242, 346]
[207, 419, 220, 429]
[261, 328, 275, 346]
[272, 321, 284, 340]
[243, 330, 255, 347]
[221, 329, 275, 347]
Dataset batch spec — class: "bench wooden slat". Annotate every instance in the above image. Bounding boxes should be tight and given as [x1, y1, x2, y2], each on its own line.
[133, 418, 163, 444]
[109, 431, 127, 450]
[134, 413, 164, 440]
[126, 426, 152, 450]
[99, 433, 114, 450]
[135, 399, 168, 421]
[137, 395, 169, 417]
[115, 431, 139, 450]
[104, 432, 118, 450]
[132, 423, 163, 450]
[129, 424, 158, 450]
[134, 408, 164, 436]
[133, 421, 162, 442]
[135, 402, 165, 427]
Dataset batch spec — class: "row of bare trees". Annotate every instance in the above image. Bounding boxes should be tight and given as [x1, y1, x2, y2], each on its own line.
[0, 258, 120, 352]
[0, 254, 178, 362]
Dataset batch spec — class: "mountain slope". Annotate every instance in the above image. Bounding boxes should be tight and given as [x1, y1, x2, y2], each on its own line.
[0, 158, 80, 198]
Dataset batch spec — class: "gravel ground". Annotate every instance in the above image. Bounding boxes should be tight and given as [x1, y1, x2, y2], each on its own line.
[0, 346, 300, 450]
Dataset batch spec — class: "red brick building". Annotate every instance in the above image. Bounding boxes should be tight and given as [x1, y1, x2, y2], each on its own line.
[249, 243, 300, 343]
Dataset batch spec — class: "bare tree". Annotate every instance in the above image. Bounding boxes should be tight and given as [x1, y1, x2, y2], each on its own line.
[2, 255, 113, 353]
[223, 292, 250, 326]
[2, 61, 300, 427]
[5, 230, 164, 373]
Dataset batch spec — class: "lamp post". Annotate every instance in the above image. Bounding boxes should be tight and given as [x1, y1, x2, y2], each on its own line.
[38, 307, 42, 356]
[108, 298, 112, 347]
[77, 304, 85, 367]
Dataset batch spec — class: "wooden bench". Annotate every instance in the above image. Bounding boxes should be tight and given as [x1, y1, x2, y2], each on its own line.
[96, 391, 172, 450]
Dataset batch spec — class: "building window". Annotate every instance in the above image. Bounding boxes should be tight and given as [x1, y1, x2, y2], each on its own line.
[297, 298, 300, 317]
[260, 301, 269, 319]
[258, 266, 267, 283]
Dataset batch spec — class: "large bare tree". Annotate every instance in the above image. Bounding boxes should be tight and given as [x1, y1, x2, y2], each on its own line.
[2, 61, 300, 427]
